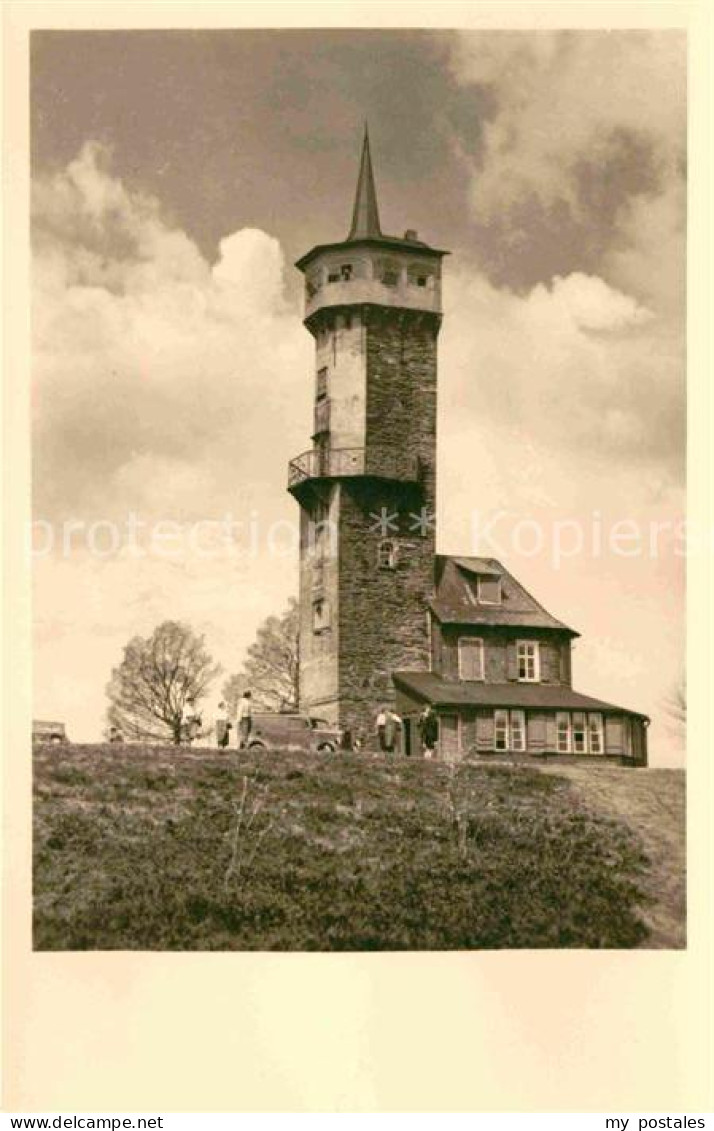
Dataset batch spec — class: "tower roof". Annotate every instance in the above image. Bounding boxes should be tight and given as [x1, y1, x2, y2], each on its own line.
[347, 125, 382, 240]
[295, 126, 449, 272]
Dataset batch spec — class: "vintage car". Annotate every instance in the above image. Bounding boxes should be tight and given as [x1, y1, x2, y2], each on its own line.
[32, 719, 68, 745]
[246, 712, 346, 753]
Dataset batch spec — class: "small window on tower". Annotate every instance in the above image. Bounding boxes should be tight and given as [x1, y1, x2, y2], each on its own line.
[313, 598, 330, 634]
[377, 539, 398, 570]
[408, 265, 432, 288]
[316, 367, 328, 400]
[380, 260, 400, 287]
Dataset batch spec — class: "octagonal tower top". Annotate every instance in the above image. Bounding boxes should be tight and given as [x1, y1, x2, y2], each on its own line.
[295, 125, 449, 326]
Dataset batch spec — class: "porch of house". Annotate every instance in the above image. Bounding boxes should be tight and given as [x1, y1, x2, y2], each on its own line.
[393, 672, 649, 767]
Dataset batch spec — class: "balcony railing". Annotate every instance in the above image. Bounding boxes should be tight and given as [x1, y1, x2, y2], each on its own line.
[288, 446, 420, 489]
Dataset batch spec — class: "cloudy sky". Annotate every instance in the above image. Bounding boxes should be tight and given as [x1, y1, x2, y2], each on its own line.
[31, 29, 686, 761]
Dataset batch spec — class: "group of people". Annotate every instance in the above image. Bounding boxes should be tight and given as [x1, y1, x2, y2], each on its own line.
[179, 693, 440, 757]
[181, 691, 254, 749]
[375, 704, 439, 758]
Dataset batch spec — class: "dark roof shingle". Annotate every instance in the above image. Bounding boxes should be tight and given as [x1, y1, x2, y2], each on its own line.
[431, 555, 578, 634]
[392, 671, 648, 719]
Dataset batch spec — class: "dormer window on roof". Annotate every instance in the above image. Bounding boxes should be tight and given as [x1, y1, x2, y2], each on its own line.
[464, 572, 502, 607]
[477, 576, 501, 604]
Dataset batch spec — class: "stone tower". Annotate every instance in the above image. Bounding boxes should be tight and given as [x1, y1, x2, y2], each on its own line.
[287, 128, 448, 739]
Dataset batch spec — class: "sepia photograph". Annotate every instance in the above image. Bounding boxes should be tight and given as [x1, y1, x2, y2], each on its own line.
[29, 26, 687, 955]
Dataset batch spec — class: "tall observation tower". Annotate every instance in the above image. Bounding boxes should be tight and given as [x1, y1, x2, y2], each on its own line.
[287, 128, 448, 738]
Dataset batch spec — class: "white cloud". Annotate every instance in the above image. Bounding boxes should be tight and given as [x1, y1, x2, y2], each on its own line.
[450, 32, 685, 220]
[540, 273, 652, 332]
[449, 31, 686, 323]
[440, 266, 683, 475]
[33, 142, 312, 526]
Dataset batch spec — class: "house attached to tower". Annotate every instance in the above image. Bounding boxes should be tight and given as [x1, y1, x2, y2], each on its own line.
[287, 130, 649, 766]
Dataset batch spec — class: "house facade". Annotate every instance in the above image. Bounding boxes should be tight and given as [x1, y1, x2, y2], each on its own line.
[287, 130, 649, 765]
[394, 556, 648, 765]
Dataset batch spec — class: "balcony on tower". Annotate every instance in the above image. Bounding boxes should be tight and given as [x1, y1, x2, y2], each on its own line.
[287, 443, 422, 502]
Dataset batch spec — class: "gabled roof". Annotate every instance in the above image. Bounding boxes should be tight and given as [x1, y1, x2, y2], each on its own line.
[392, 672, 648, 719]
[431, 555, 578, 635]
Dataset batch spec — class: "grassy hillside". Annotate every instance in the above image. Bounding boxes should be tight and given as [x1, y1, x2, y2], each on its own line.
[33, 744, 683, 951]
[539, 763, 686, 948]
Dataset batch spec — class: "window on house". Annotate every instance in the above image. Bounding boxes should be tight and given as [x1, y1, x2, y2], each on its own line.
[555, 711, 605, 754]
[340, 264, 353, 281]
[494, 709, 509, 751]
[417, 275, 428, 287]
[517, 640, 540, 682]
[458, 637, 484, 681]
[572, 712, 587, 753]
[377, 539, 397, 570]
[312, 598, 330, 634]
[588, 713, 604, 754]
[510, 710, 526, 752]
[316, 367, 328, 401]
[556, 712, 572, 753]
[477, 576, 501, 604]
[327, 271, 340, 284]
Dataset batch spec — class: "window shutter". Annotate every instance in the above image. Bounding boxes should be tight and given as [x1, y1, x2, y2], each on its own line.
[545, 715, 557, 751]
[476, 712, 493, 751]
[506, 641, 518, 681]
[459, 638, 483, 681]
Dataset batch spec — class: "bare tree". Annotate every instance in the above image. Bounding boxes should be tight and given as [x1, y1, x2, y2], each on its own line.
[223, 598, 299, 713]
[663, 676, 686, 737]
[106, 621, 221, 744]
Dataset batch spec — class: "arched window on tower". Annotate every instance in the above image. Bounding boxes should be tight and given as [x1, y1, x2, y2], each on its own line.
[378, 259, 400, 287]
[306, 271, 321, 299]
[408, 263, 433, 289]
[377, 539, 398, 570]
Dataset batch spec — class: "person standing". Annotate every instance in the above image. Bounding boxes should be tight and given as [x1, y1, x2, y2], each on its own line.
[418, 705, 439, 759]
[181, 697, 201, 745]
[384, 709, 402, 754]
[215, 701, 232, 750]
[237, 690, 253, 750]
[375, 707, 388, 753]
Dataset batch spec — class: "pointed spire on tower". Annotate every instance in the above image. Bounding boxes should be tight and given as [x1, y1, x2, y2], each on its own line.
[347, 123, 382, 241]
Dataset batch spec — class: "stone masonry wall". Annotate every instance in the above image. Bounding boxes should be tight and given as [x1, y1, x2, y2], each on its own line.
[337, 310, 440, 740]
[297, 486, 341, 723]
